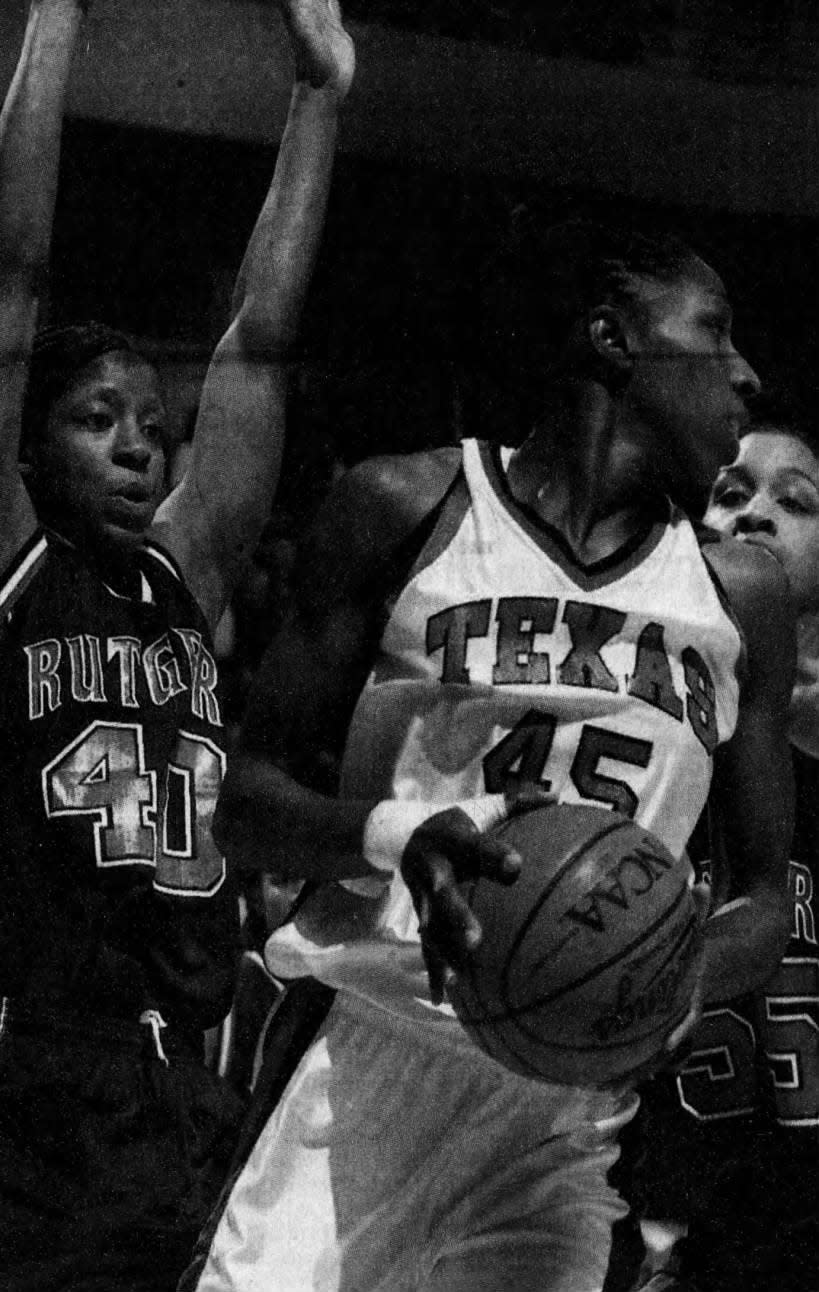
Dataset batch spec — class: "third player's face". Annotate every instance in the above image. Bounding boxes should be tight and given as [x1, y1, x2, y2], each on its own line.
[706, 431, 819, 614]
[32, 351, 167, 556]
[626, 261, 760, 514]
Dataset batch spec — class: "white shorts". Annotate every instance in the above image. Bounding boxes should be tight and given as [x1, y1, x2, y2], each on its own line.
[187, 993, 635, 1292]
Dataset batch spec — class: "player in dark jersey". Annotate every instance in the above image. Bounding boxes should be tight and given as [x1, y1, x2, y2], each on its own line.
[616, 404, 819, 1292]
[0, 2, 354, 1290]
[180, 220, 796, 1292]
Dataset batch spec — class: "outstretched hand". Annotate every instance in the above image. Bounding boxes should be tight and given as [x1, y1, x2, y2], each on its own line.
[278, 0, 355, 98]
[401, 806, 521, 1005]
[401, 790, 554, 1004]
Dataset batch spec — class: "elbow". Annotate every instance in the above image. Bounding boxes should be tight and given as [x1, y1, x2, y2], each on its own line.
[232, 297, 295, 360]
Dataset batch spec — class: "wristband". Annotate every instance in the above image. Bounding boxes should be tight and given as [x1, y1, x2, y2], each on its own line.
[362, 795, 507, 874]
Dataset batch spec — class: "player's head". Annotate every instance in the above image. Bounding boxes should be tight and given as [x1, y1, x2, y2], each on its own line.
[21, 323, 168, 556]
[706, 397, 819, 614]
[498, 217, 760, 510]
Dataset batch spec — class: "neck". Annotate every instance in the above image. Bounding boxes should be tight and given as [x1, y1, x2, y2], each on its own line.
[506, 384, 665, 561]
[45, 518, 141, 593]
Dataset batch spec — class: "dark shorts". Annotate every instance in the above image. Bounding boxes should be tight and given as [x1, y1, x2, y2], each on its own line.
[613, 1070, 760, 1218]
[611, 1073, 818, 1292]
[0, 1009, 245, 1292]
[682, 1128, 819, 1292]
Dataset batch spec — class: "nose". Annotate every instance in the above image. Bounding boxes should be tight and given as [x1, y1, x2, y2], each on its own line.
[732, 496, 776, 537]
[729, 348, 761, 403]
[112, 418, 152, 469]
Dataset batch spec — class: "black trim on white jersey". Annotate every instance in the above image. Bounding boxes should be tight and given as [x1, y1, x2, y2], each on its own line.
[482, 441, 670, 593]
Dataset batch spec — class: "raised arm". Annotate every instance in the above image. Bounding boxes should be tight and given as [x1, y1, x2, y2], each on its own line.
[152, 0, 355, 633]
[701, 539, 796, 1000]
[0, 0, 87, 568]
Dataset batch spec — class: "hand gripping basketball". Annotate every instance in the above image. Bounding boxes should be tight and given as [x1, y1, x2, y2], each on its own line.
[401, 805, 524, 1005]
[445, 804, 704, 1087]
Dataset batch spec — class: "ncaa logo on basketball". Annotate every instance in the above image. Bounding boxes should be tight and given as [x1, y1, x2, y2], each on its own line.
[447, 803, 701, 1086]
[558, 842, 676, 935]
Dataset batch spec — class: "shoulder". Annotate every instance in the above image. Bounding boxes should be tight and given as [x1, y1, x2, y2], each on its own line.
[297, 448, 463, 598]
[700, 529, 795, 689]
[331, 447, 462, 528]
[700, 529, 792, 632]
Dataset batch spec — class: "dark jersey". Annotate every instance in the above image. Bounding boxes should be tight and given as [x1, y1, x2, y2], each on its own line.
[674, 744, 818, 1142]
[0, 529, 238, 1035]
[619, 744, 818, 1231]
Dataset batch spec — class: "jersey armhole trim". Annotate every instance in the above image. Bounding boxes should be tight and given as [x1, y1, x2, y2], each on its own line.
[0, 529, 48, 617]
[382, 462, 468, 614]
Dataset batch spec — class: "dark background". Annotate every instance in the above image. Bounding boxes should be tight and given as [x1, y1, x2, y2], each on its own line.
[50, 118, 818, 460]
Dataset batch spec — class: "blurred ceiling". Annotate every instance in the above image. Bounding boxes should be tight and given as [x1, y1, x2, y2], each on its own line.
[1, 0, 817, 216]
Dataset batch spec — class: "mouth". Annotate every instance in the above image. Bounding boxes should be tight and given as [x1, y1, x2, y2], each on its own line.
[107, 492, 156, 530]
[733, 533, 781, 565]
[113, 482, 154, 503]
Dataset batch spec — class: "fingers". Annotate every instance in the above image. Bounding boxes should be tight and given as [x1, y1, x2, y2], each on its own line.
[664, 958, 705, 1059]
[690, 881, 712, 924]
[404, 807, 522, 886]
[415, 870, 479, 1005]
[664, 1004, 699, 1059]
[401, 805, 523, 1001]
[411, 848, 481, 962]
[464, 831, 522, 885]
[504, 785, 557, 817]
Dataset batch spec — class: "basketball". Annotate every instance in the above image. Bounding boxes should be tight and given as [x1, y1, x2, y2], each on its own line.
[447, 803, 701, 1087]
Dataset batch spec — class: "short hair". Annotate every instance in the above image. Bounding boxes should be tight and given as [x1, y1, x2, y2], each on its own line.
[483, 214, 702, 380]
[535, 217, 698, 333]
[743, 387, 819, 461]
[21, 321, 143, 448]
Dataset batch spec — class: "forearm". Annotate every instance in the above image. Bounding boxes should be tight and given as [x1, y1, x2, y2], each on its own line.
[0, 0, 86, 277]
[214, 753, 504, 884]
[701, 889, 791, 1001]
[214, 753, 377, 882]
[157, 74, 349, 618]
[232, 82, 342, 352]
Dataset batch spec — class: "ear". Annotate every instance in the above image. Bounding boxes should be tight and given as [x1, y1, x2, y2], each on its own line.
[586, 305, 634, 377]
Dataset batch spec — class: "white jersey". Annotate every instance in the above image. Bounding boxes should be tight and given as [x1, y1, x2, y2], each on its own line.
[266, 439, 744, 1031]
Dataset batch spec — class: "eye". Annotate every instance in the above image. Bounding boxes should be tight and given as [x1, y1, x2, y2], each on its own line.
[142, 421, 166, 446]
[780, 495, 812, 516]
[81, 410, 114, 432]
[711, 485, 748, 509]
[702, 314, 732, 347]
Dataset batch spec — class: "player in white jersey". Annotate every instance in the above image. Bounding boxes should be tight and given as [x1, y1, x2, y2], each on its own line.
[182, 222, 796, 1292]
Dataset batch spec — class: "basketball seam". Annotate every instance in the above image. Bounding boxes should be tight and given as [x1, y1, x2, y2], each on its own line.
[452, 811, 697, 1083]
